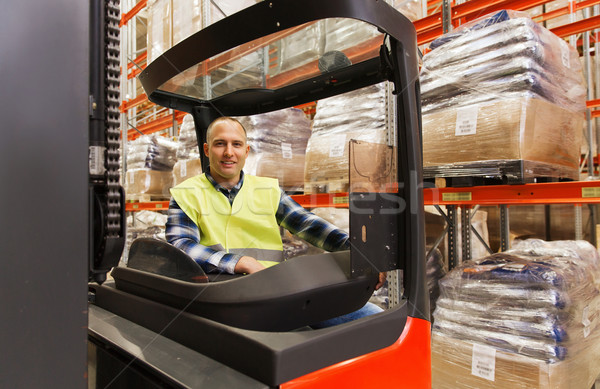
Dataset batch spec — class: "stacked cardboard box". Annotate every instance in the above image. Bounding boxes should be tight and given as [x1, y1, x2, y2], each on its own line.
[240, 108, 311, 191]
[304, 83, 388, 193]
[432, 239, 600, 388]
[420, 10, 586, 182]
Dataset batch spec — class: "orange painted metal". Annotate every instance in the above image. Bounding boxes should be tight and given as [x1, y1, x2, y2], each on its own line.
[120, 93, 148, 113]
[280, 316, 431, 389]
[551, 13, 600, 37]
[120, 0, 147, 27]
[125, 201, 169, 212]
[127, 51, 147, 71]
[290, 181, 600, 208]
[424, 181, 600, 206]
[127, 110, 186, 140]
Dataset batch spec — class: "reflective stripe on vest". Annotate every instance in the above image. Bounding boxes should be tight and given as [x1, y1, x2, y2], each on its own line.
[171, 174, 284, 262]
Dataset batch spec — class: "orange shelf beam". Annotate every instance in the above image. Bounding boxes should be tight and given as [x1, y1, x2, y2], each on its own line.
[127, 181, 600, 211]
[423, 181, 600, 206]
[127, 110, 187, 140]
[120, 93, 148, 113]
[289, 181, 600, 208]
[126, 201, 169, 211]
[120, 0, 147, 27]
[550, 13, 600, 37]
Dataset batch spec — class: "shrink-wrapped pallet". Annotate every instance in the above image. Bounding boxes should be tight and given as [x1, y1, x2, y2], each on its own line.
[420, 10, 585, 181]
[172, 0, 201, 46]
[175, 114, 200, 161]
[240, 108, 311, 191]
[146, 0, 172, 64]
[126, 135, 177, 198]
[431, 239, 600, 388]
[269, 0, 421, 81]
[304, 83, 387, 193]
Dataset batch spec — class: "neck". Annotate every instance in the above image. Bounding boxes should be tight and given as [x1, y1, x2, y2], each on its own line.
[209, 169, 239, 190]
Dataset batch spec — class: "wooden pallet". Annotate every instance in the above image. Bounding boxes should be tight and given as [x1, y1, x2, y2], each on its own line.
[303, 180, 349, 195]
[126, 193, 171, 203]
[423, 159, 578, 188]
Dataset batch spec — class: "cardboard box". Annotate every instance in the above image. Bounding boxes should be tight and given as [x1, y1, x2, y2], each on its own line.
[172, 158, 203, 186]
[422, 97, 583, 173]
[126, 169, 173, 197]
[432, 332, 600, 389]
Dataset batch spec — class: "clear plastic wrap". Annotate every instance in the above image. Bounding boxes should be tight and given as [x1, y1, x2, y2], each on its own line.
[172, 0, 201, 46]
[176, 114, 200, 161]
[144, 135, 178, 171]
[432, 239, 600, 388]
[146, 0, 172, 64]
[420, 10, 585, 179]
[126, 168, 173, 198]
[421, 96, 583, 177]
[127, 136, 154, 170]
[239, 108, 311, 190]
[172, 158, 203, 186]
[421, 10, 585, 114]
[124, 211, 168, 264]
[304, 83, 388, 192]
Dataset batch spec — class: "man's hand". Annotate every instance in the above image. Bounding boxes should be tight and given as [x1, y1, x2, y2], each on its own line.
[375, 272, 387, 290]
[234, 256, 266, 274]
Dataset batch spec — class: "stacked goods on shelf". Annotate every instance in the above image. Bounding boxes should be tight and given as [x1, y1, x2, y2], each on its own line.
[431, 239, 600, 389]
[126, 135, 177, 199]
[420, 10, 586, 183]
[240, 108, 311, 191]
[426, 247, 447, 317]
[270, 0, 422, 81]
[146, 0, 171, 64]
[147, 0, 258, 63]
[124, 210, 168, 263]
[305, 83, 388, 193]
[173, 114, 202, 186]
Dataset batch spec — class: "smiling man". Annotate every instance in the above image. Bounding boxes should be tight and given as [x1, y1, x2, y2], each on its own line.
[166, 116, 384, 326]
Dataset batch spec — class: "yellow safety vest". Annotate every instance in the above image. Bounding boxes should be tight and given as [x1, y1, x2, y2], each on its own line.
[170, 174, 283, 267]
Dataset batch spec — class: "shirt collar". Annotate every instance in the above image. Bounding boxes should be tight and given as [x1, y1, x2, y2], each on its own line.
[205, 168, 244, 196]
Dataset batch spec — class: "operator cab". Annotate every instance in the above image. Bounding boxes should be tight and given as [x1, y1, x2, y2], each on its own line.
[89, 1, 430, 387]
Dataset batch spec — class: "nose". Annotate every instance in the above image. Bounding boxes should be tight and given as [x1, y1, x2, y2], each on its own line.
[224, 143, 234, 157]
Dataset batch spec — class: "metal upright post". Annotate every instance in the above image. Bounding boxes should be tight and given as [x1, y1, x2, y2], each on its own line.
[461, 206, 471, 262]
[442, 0, 452, 33]
[500, 205, 510, 251]
[447, 205, 458, 269]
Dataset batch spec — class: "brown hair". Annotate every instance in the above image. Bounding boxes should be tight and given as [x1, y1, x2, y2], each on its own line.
[206, 117, 247, 143]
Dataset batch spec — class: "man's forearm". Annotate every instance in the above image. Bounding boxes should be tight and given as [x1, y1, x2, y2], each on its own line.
[166, 199, 241, 274]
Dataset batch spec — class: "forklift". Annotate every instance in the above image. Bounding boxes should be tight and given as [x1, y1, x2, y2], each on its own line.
[89, 0, 430, 387]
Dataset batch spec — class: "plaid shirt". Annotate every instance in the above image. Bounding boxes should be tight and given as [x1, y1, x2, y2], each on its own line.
[166, 171, 350, 274]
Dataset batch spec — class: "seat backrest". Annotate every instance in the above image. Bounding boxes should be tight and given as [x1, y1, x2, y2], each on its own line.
[127, 238, 208, 283]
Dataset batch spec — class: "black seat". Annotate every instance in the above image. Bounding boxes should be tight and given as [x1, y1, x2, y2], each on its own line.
[112, 238, 378, 331]
[127, 238, 208, 283]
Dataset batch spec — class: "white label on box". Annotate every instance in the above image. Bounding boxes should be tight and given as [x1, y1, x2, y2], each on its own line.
[329, 135, 346, 157]
[89, 146, 106, 175]
[180, 161, 187, 177]
[583, 305, 591, 338]
[455, 106, 478, 136]
[471, 343, 496, 381]
[281, 142, 292, 159]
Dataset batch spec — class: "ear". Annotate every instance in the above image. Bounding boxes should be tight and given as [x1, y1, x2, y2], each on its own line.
[203, 143, 209, 157]
[245, 144, 250, 156]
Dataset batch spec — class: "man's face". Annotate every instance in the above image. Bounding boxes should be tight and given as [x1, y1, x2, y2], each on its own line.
[204, 120, 250, 186]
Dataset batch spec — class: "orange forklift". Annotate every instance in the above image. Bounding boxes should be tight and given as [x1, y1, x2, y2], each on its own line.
[88, 0, 431, 387]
